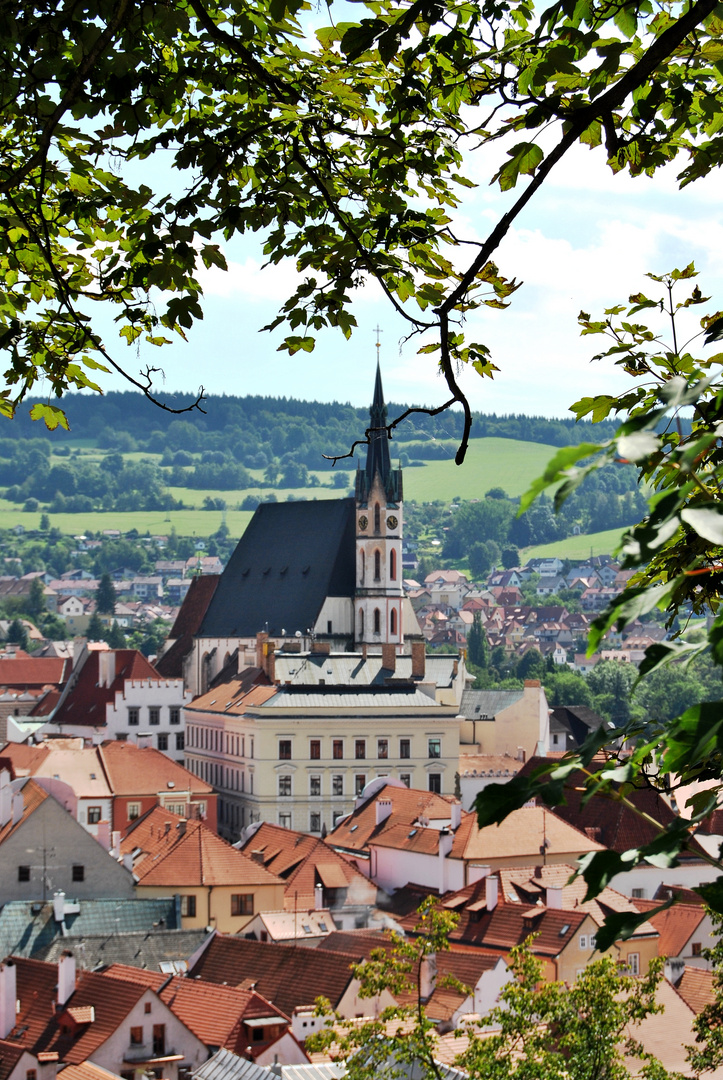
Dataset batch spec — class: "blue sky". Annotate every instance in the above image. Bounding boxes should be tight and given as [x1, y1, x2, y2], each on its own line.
[96, 128, 723, 421]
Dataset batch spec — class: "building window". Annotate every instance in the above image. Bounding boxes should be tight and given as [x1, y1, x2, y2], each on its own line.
[149, 707, 160, 726]
[428, 773, 441, 794]
[167, 802, 185, 815]
[18, 865, 30, 882]
[27, 1071, 37, 1080]
[355, 740, 366, 759]
[128, 707, 139, 726]
[279, 812, 292, 828]
[373, 608, 380, 635]
[310, 775, 321, 797]
[116, 732, 128, 741]
[130, 1027, 143, 1045]
[333, 740, 343, 760]
[374, 503, 381, 532]
[390, 608, 397, 635]
[355, 774, 366, 796]
[692, 942, 702, 956]
[152, 1024, 166, 1056]
[377, 739, 388, 759]
[627, 953, 640, 976]
[359, 608, 364, 639]
[579, 935, 588, 949]
[310, 812, 321, 833]
[400, 773, 411, 788]
[332, 775, 343, 796]
[279, 740, 292, 760]
[128, 802, 141, 820]
[278, 775, 292, 797]
[390, 548, 397, 580]
[310, 739, 321, 760]
[181, 895, 197, 917]
[72, 864, 85, 882]
[589, 935, 596, 949]
[333, 811, 344, 826]
[428, 738, 441, 759]
[157, 733, 169, 751]
[231, 893, 254, 917]
[400, 738, 410, 759]
[374, 550, 381, 581]
[170, 707, 181, 725]
[87, 806, 102, 825]
[631, 888, 645, 899]
[176, 732, 185, 751]
[145, 1002, 152, 1015]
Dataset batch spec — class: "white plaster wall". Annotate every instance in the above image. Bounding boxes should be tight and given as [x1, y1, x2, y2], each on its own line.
[608, 861, 721, 899]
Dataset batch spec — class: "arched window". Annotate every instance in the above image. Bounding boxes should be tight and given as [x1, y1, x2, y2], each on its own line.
[390, 608, 397, 635]
[360, 550, 365, 584]
[374, 503, 381, 533]
[374, 608, 381, 635]
[390, 548, 397, 580]
[359, 609, 365, 639]
[374, 550, 381, 581]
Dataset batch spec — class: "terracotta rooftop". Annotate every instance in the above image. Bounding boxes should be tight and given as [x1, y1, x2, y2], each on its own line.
[327, 784, 458, 853]
[0, 1038, 27, 1080]
[104, 964, 288, 1050]
[122, 806, 281, 888]
[187, 675, 277, 716]
[155, 575, 220, 679]
[237, 822, 376, 910]
[629, 902, 707, 957]
[51, 649, 168, 729]
[98, 741, 212, 797]
[0, 656, 70, 689]
[449, 805, 605, 863]
[189, 935, 360, 1015]
[675, 966, 715, 1014]
[10, 956, 148, 1063]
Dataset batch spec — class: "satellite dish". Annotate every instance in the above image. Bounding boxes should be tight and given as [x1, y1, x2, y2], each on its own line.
[295, 631, 302, 638]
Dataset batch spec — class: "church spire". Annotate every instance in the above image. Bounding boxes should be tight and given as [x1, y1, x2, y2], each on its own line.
[356, 359, 402, 506]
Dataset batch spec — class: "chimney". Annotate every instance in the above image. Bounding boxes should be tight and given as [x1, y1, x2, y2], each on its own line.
[251, 849, 265, 865]
[419, 952, 437, 1001]
[38, 1052, 59, 1080]
[176, 820, 187, 836]
[486, 876, 498, 911]
[375, 797, 393, 826]
[381, 643, 396, 672]
[256, 632, 269, 669]
[0, 770, 12, 827]
[524, 679, 541, 688]
[96, 820, 111, 850]
[546, 885, 563, 910]
[98, 651, 116, 688]
[311, 642, 331, 656]
[123, 853, 134, 872]
[11, 792, 23, 825]
[450, 802, 462, 830]
[314, 883, 324, 911]
[263, 640, 276, 683]
[411, 641, 425, 679]
[0, 962, 16, 1039]
[57, 951, 76, 1006]
[111, 830, 121, 858]
[438, 829, 454, 893]
[53, 891, 65, 923]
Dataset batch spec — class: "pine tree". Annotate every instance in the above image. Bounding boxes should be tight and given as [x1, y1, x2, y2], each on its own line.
[467, 613, 489, 670]
[87, 612, 104, 641]
[95, 572, 116, 615]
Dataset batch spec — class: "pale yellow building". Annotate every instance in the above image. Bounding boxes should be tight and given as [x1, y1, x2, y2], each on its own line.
[185, 641, 466, 840]
[120, 805, 285, 931]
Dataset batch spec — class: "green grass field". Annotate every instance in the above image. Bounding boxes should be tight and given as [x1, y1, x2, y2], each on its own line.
[524, 527, 626, 561]
[402, 437, 559, 502]
[3, 507, 254, 539]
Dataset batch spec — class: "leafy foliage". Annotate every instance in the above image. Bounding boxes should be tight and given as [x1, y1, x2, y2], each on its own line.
[476, 267, 723, 934]
[4, 0, 723, 453]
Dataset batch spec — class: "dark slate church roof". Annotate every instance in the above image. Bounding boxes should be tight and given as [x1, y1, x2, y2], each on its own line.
[196, 498, 356, 639]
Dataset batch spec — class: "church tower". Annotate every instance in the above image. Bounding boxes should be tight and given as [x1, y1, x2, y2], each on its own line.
[354, 362, 404, 651]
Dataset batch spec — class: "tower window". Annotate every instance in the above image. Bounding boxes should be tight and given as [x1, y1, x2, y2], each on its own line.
[360, 551, 365, 584]
[374, 550, 381, 581]
[374, 504, 381, 533]
[390, 608, 397, 635]
[374, 608, 381, 635]
[359, 609, 365, 639]
[390, 548, 397, 580]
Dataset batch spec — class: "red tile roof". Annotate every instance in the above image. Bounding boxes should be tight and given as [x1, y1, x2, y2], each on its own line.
[0, 1038, 27, 1080]
[631, 903, 706, 958]
[238, 822, 376, 909]
[0, 657, 69, 690]
[189, 935, 359, 1015]
[10, 957, 147, 1063]
[450, 805, 604, 863]
[155, 576, 220, 679]
[51, 649, 166, 728]
[121, 806, 281, 887]
[327, 784, 458, 853]
[98, 742, 213, 798]
[675, 966, 715, 1014]
[103, 964, 288, 1049]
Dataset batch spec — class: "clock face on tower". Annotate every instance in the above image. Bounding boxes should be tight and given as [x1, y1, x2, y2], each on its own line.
[358, 515, 368, 531]
[386, 515, 398, 530]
